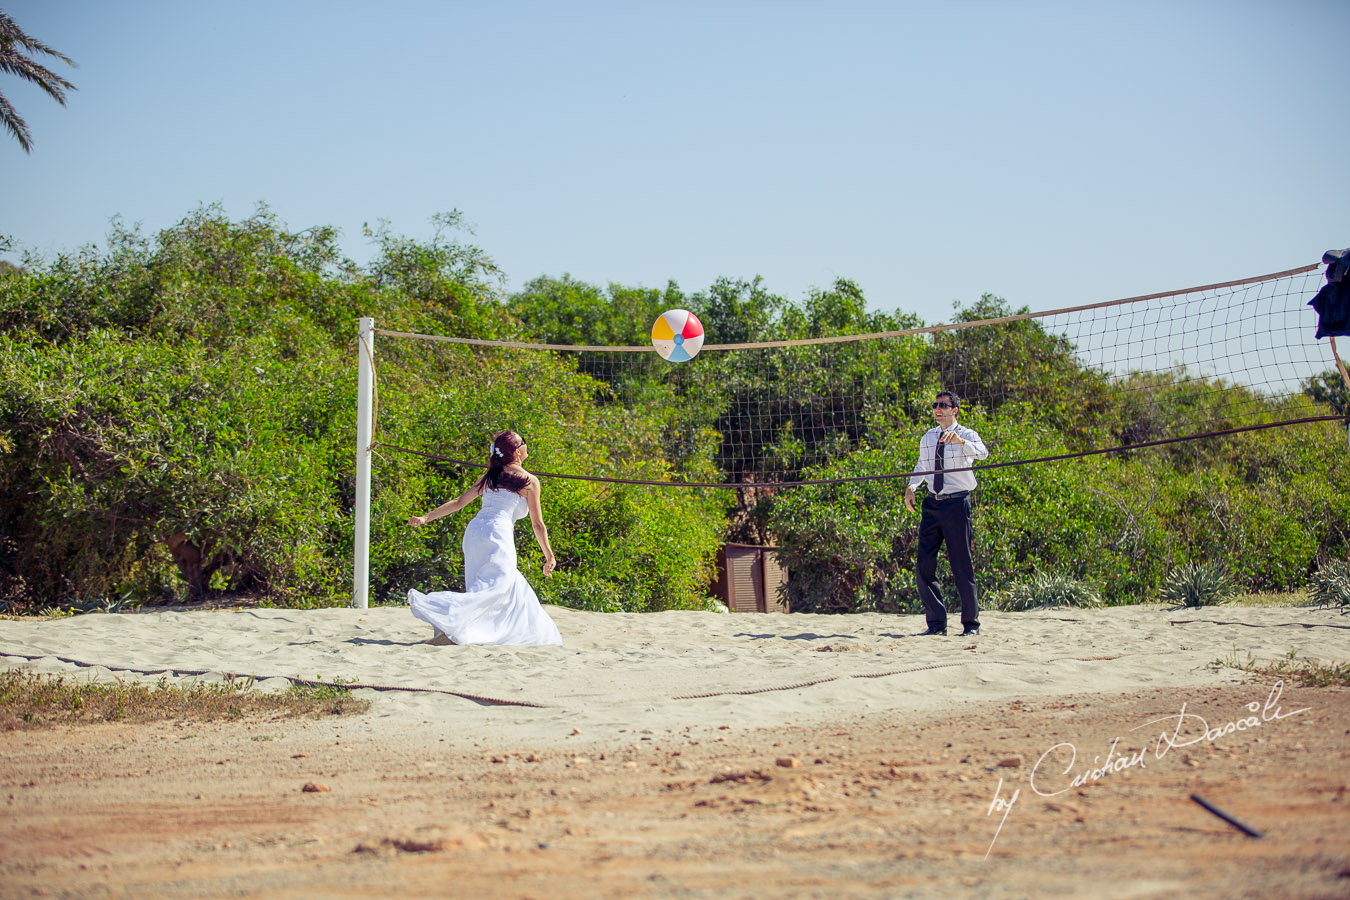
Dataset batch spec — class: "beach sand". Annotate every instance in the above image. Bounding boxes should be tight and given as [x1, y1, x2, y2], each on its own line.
[2, 604, 1348, 897]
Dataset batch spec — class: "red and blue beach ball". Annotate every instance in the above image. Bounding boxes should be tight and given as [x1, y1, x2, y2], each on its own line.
[650, 309, 705, 362]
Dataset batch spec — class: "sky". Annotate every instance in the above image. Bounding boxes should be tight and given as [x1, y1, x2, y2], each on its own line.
[3, 0, 1348, 327]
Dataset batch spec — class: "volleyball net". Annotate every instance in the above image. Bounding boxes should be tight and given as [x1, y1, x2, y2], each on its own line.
[368, 262, 1341, 474]
[349, 261, 1346, 605]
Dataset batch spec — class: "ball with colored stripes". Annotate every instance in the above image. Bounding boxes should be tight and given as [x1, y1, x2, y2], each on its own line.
[650, 309, 705, 362]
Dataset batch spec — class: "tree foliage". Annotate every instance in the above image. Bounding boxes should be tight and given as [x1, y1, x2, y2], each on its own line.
[0, 206, 723, 613]
[771, 389, 1349, 613]
[2, 206, 1343, 616]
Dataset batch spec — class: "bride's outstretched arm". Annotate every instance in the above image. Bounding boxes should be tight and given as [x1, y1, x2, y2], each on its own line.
[523, 477, 557, 576]
[408, 485, 482, 527]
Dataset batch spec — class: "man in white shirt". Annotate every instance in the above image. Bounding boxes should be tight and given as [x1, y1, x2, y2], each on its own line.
[904, 390, 990, 636]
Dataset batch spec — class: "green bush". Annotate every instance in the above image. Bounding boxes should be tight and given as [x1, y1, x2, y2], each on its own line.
[769, 396, 1350, 615]
[0, 330, 353, 608]
[5, 205, 1348, 617]
[769, 442, 920, 614]
[0, 207, 726, 613]
[972, 406, 1161, 603]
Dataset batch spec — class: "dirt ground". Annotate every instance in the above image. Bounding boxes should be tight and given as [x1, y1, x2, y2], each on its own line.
[2, 680, 1348, 900]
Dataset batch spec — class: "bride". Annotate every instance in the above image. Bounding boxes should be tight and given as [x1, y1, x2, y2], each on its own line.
[406, 431, 562, 646]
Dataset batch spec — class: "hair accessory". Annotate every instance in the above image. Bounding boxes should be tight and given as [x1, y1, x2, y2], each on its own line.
[490, 443, 503, 459]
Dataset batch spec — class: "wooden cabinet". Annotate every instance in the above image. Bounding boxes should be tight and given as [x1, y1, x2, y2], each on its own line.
[711, 544, 789, 613]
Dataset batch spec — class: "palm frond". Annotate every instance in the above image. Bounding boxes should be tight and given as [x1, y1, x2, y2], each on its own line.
[0, 11, 78, 68]
[0, 10, 77, 152]
[0, 90, 33, 153]
[0, 53, 76, 105]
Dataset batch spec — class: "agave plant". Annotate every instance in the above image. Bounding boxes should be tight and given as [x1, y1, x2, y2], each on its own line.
[1159, 562, 1237, 608]
[997, 572, 1103, 611]
[1309, 560, 1350, 613]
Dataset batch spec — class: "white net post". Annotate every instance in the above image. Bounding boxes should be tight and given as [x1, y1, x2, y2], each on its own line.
[353, 316, 375, 609]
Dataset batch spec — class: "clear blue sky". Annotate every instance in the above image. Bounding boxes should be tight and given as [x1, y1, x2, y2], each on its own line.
[3, 0, 1347, 325]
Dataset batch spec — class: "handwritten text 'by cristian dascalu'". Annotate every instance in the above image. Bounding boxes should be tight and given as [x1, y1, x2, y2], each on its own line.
[983, 681, 1310, 858]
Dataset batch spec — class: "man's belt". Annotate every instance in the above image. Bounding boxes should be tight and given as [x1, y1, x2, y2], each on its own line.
[930, 490, 970, 502]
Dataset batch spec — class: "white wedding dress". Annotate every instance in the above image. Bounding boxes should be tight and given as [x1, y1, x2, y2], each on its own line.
[408, 488, 562, 646]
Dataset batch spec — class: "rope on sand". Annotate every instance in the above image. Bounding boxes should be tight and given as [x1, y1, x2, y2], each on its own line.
[672, 653, 1144, 700]
[1, 648, 1169, 708]
[1168, 618, 1350, 629]
[674, 676, 844, 700]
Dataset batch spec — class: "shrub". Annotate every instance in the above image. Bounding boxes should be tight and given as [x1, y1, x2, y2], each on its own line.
[0, 207, 727, 613]
[972, 407, 1161, 604]
[995, 572, 1103, 611]
[769, 442, 921, 614]
[1308, 559, 1350, 612]
[6, 206, 1350, 615]
[1159, 562, 1238, 608]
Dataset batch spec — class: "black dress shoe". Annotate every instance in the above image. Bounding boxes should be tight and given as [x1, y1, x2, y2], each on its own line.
[919, 625, 947, 636]
[962, 625, 980, 636]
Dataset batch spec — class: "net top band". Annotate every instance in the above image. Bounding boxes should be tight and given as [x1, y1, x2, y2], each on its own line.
[374, 263, 1320, 352]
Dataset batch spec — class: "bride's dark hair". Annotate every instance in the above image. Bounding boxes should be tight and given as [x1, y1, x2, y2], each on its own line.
[475, 430, 531, 494]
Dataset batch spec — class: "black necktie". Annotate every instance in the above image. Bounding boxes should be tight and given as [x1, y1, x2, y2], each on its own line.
[933, 432, 945, 495]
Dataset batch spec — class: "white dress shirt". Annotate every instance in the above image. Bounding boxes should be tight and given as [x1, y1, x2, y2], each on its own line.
[908, 423, 989, 495]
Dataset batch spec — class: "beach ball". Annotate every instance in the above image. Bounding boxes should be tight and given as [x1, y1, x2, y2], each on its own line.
[651, 309, 705, 362]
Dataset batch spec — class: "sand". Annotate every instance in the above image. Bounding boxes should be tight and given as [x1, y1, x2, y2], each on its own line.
[1, 604, 1347, 745]
[2, 604, 1348, 898]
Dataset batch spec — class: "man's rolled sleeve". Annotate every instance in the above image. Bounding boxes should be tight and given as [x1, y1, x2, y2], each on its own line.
[962, 438, 989, 460]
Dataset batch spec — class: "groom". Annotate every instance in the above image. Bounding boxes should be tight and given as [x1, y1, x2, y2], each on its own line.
[903, 390, 989, 637]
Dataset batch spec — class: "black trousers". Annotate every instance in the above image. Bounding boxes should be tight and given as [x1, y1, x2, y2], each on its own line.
[915, 494, 980, 629]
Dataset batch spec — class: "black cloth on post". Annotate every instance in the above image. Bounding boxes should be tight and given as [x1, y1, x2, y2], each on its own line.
[1310, 248, 1350, 339]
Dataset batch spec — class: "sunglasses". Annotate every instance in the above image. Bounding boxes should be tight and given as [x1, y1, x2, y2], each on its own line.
[932, 401, 956, 409]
